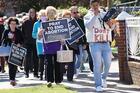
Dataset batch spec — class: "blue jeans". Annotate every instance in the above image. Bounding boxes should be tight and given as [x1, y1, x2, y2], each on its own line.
[89, 42, 111, 87]
[75, 44, 84, 69]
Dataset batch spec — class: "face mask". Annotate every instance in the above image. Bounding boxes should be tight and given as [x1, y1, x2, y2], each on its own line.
[41, 16, 47, 22]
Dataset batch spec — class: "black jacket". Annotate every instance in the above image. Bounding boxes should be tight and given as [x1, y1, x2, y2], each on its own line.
[22, 19, 37, 45]
[1, 28, 24, 46]
[0, 24, 4, 44]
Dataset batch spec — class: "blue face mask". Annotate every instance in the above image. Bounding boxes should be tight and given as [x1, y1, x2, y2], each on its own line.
[41, 16, 47, 22]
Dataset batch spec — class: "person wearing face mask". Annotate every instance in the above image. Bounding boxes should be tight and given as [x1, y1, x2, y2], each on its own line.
[1, 17, 23, 86]
[32, 9, 47, 80]
[84, 0, 113, 92]
[22, 8, 39, 78]
[38, 6, 62, 87]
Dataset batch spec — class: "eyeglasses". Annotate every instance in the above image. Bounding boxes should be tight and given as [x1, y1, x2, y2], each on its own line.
[72, 11, 79, 14]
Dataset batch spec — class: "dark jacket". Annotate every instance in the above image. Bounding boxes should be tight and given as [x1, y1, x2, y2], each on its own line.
[22, 19, 37, 45]
[0, 24, 4, 45]
[1, 28, 24, 46]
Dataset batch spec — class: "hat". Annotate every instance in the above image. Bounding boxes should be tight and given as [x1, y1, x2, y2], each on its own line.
[90, 0, 100, 4]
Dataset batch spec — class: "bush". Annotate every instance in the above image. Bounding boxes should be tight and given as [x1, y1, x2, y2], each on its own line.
[131, 11, 140, 16]
[78, 7, 88, 17]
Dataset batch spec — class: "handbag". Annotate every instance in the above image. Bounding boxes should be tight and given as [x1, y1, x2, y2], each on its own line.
[0, 45, 11, 57]
[57, 44, 73, 63]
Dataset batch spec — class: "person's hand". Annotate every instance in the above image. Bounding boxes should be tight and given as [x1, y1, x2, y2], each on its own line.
[17, 43, 21, 47]
[38, 28, 43, 39]
[75, 39, 79, 43]
[94, 10, 99, 16]
[83, 44, 87, 49]
[60, 39, 65, 45]
[106, 19, 116, 28]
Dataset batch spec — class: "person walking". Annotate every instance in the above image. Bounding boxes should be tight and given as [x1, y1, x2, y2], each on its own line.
[22, 8, 39, 78]
[0, 17, 5, 73]
[70, 6, 87, 78]
[32, 9, 47, 80]
[1, 17, 24, 86]
[84, 0, 112, 92]
[38, 6, 62, 87]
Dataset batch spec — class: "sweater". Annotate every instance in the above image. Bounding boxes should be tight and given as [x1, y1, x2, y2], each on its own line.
[84, 9, 112, 43]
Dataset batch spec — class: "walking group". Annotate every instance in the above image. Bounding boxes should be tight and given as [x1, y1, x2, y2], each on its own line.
[0, 0, 116, 92]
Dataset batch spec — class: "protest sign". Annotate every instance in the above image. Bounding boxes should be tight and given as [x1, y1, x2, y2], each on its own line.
[8, 43, 27, 67]
[67, 19, 84, 45]
[42, 19, 70, 43]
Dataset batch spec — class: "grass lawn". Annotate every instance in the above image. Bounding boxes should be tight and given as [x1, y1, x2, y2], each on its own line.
[111, 47, 118, 54]
[0, 85, 76, 93]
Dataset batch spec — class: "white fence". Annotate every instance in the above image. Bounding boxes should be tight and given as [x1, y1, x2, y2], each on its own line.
[126, 17, 140, 60]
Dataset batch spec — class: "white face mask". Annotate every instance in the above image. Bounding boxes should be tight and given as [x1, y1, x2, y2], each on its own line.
[41, 16, 47, 22]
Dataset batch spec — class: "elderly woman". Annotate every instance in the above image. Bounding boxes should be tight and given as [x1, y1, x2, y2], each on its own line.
[32, 9, 47, 80]
[59, 10, 77, 82]
[38, 6, 62, 87]
[1, 17, 23, 86]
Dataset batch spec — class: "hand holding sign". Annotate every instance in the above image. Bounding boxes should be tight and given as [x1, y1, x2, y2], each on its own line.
[38, 28, 44, 39]
[42, 19, 70, 43]
[8, 43, 27, 67]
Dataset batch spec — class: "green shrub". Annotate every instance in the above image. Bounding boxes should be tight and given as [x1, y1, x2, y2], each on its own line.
[131, 11, 140, 16]
[78, 7, 88, 17]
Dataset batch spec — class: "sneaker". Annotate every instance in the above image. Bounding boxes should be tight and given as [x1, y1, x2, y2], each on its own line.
[102, 79, 107, 88]
[10, 81, 17, 86]
[40, 76, 43, 80]
[76, 69, 80, 75]
[95, 86, 103, 92]
[25, 74, 29, 78]
[47, 82, 52, 87]
[74, 69, 80, 79]
[73, 74, 78, 79]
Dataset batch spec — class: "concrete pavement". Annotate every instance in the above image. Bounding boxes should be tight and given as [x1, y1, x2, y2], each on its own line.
[0, 59, 140, 93]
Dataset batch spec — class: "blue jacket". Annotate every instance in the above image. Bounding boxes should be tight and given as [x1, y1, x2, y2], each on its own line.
[32, 20, 44, 55]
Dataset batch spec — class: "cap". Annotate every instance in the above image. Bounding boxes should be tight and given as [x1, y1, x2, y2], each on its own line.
[90, 0, 100, 4]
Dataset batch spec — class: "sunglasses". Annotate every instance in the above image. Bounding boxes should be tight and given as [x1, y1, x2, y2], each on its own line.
[72, 11, 79, 14]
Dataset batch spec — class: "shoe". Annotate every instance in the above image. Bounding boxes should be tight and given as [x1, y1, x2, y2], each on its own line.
[76, 69, 80, 75]
[25, 74, 29, 78]
[95, 86, 103, 92]
[73, 74, 78, 79]
[10, 81, 17, 86]
[40, 76, 43, 80]
[1, 70, 5, 73]
[102, 79, 107, 88]
[47, 82, 52, 87]
[34, 75, 39, 78]
[0, 66, 1, 72]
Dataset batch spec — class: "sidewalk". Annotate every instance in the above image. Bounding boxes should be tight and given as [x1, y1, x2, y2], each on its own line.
[0, 59, 140, 93]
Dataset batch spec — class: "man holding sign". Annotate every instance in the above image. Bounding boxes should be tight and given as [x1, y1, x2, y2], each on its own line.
[84, 0, 113, 92]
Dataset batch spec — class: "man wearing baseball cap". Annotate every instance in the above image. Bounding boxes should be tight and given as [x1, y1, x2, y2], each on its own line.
[84, 0, 112, 92]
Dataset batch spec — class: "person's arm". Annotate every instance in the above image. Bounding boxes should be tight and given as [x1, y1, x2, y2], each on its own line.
[84, 13, 97, 31]
[32, 22, 38, 39]
[1, 30, 9, 46]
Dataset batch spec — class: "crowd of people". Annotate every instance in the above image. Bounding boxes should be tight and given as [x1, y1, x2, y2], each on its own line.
[0, 0, 115, 92]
